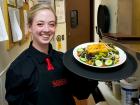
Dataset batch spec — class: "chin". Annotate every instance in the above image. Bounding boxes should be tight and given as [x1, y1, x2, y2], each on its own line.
[41, 42, 50, 45]
[40, 39, 50, 43]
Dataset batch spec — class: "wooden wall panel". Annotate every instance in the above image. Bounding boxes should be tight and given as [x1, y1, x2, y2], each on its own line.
[132, 0, 140, 36]
[117, 0, 132, 35]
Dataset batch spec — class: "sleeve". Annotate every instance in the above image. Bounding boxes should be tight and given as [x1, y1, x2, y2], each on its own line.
[5, 67, 26, 105]
[61, 52, 99, 100]
[67, 71, 99, 100]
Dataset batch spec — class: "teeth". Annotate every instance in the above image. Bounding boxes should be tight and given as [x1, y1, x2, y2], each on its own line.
[41, 35, 49, 39]
[43, 36, 49, 38]
[42, 35, 48, 37]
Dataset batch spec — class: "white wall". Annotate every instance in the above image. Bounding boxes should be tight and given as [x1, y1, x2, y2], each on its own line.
[102, 0, 118, 33]
[53, 23, 67, 52]
[94, 0, 118, 42]
[94, 0, 101, 42]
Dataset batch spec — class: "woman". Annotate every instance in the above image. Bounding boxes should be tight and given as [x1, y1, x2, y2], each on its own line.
[5, 3, 98, 105]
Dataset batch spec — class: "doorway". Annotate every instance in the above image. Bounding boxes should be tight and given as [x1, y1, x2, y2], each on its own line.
[66, 0, 94, 50]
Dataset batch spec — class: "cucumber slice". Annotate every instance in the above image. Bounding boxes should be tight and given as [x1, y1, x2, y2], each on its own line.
[95, 60, 103, 67]
[105, 59, 113, 66]
[77, 48, 84, 52]
[80, 57, 87, 62]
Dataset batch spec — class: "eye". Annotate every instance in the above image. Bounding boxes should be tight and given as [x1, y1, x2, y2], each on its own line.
[48, 22, 56, 27]
[49, 23, 55, 27]
[37, 23, 44, 27]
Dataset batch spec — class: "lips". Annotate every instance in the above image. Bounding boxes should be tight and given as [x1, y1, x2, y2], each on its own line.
[42, 35, 50, 40]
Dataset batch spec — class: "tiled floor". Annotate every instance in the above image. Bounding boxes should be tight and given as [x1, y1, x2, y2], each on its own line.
[0, 71, 8, 105]
[74, 94, 109, 105]
[74, 95, 96, 105]
[87, 95, 96, 105]
[0, 78, 3, 105]
[96, 101, 109, 105]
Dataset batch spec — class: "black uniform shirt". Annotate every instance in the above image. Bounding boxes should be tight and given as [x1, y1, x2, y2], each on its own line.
[5, 42, 98, 105]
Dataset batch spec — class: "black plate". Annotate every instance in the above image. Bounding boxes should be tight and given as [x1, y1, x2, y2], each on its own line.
[63, 48, 137, 81]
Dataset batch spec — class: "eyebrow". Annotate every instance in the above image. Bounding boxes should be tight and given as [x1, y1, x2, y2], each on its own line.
[37, 20, 56, 23]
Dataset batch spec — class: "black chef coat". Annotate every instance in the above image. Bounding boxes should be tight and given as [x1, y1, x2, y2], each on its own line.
[5, 42, 98, 105]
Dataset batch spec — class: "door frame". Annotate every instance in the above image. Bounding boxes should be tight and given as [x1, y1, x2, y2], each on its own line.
[65, 0, 94, 50]
[90, 0, 94, 42]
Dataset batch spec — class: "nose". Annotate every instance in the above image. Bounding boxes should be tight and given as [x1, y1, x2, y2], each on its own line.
[43, 24, 50, 32]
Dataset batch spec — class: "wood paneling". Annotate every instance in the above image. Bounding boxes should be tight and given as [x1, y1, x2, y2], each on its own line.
[132, 0, 140, 36]
[117, 0, 132, 35]
[66, 0, 91, 50]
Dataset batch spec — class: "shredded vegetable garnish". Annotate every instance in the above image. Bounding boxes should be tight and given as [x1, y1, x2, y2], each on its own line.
[77, 43, 120, 67]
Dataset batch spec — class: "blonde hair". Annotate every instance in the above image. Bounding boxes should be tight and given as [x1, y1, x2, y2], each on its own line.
[28, 3, 57, 27]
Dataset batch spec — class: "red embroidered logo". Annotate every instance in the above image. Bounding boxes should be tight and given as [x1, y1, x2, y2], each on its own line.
[52, 79, 67, 87]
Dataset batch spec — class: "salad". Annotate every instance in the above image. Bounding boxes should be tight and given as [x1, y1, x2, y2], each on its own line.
[76, 42, 120, 67]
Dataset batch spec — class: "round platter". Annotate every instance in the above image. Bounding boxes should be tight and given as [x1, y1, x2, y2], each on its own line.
[63, 48, 137, 81]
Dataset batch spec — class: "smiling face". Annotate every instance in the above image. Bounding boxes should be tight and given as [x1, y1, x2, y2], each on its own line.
[29, 9, 56, 49]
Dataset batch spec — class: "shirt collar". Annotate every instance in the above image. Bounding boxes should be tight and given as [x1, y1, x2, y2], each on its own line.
[27, 42, 53, 63]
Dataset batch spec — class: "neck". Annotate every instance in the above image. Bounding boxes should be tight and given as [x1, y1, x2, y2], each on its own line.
[32, 42, 49, 54]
